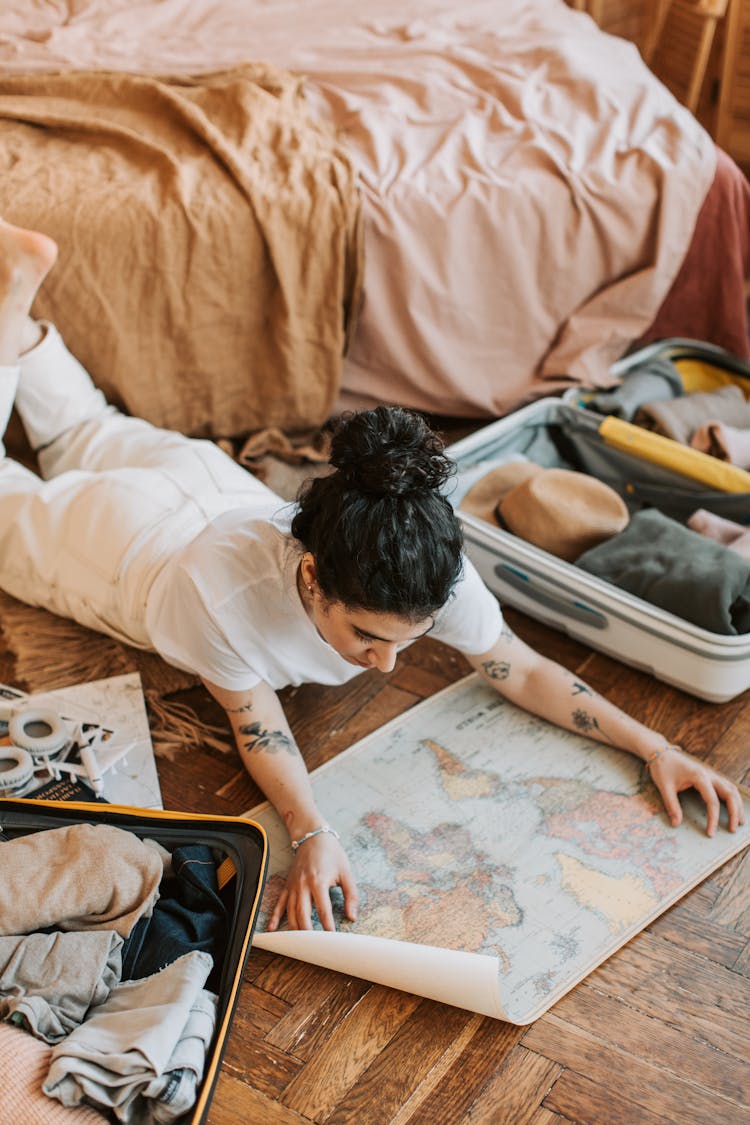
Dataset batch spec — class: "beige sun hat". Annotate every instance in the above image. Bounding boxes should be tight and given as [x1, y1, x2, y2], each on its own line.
[459, 463, 629, 562]
[458, 462, 543, 525]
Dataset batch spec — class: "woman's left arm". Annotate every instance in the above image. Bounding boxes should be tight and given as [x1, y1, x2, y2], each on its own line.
[466, 622, 745, 836]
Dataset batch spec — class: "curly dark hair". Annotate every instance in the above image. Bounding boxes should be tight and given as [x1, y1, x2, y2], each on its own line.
[291, 407, 463, 619]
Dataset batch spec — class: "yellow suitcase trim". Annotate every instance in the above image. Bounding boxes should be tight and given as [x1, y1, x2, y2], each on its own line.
[674, 357, 750, 398]
[599, 415, 750, 494]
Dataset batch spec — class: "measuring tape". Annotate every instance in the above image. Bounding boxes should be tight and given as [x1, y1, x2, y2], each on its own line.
[7, 706, 69, 761]
[0, 745, 35, 796]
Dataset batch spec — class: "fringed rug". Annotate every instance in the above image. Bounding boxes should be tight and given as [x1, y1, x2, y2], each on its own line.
[0, 589, 233, 760]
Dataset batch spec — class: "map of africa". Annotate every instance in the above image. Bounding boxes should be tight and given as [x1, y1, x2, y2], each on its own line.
[251, 675, 750, 1023]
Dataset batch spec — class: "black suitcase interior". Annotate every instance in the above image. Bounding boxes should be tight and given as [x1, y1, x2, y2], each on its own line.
[0, 796, 268, 1124]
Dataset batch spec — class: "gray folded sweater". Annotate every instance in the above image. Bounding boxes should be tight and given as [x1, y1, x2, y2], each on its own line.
[575, 508, 750, 635]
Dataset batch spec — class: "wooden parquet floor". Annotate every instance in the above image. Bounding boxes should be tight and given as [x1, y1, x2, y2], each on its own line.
[151, 604, 750, 1125]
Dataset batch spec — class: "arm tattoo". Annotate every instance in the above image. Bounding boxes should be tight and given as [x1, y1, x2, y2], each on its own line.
[571, 709, 615, 744]
[225, 702, 254, 714]
[571, 681, 593, 697]
[238, 722, 298, 757]
[482, 658, 511, 682]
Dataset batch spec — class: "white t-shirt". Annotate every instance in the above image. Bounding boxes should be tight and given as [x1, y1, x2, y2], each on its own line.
[144, 506, 503, 692]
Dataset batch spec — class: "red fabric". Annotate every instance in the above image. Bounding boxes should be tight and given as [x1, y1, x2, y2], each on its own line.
[638, 147, 750, 359]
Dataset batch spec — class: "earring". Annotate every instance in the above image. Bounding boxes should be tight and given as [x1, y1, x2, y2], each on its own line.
[303, 554, 316, 598]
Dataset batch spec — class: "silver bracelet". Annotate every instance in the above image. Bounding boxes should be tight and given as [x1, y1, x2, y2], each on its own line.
[290, 824, 340, 851]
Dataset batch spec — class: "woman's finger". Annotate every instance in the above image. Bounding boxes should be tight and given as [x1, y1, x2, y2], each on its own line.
[340, 867, 360, 923]
[292, 885, 314, 931]
[712, 776, 745, 833]
[267, 887, 289, 932]
[691, 771, 721, 837]
[655, 775, 683, 828]
[314, 882, 336, 932]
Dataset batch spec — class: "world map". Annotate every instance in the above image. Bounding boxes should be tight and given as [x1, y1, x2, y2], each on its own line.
[251, 675, 749, 1023]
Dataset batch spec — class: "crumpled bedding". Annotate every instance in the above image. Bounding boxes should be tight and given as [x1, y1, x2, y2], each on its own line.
[0, 63, 363, 436]
[0, 0, 736, 431]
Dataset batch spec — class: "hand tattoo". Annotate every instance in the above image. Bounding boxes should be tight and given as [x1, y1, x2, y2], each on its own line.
[482, 659, 511, 682]
[239, 722, 297, 756]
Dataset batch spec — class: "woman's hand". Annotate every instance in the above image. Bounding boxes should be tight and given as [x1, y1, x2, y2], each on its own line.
[465, 638, 746, 841]
[647, 746, 745, 836]
[267, 833, 359, 932]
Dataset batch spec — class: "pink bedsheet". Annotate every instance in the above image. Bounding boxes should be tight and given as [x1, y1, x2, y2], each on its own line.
[0, 0, 729, 422]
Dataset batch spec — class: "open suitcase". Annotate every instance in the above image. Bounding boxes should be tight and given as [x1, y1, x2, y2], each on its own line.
[447, 339, 750, 703]
[0, 795, 268, 1123]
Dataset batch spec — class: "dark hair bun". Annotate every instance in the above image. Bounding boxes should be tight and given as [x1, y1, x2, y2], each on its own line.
[330, 406, 453, 498]
[292, 405, 463, 616]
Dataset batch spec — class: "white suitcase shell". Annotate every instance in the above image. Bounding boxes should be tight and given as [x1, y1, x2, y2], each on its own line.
[447, 398, 750, 704]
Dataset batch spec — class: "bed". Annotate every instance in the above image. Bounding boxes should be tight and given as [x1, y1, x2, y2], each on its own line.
[1, 0, 748, 438]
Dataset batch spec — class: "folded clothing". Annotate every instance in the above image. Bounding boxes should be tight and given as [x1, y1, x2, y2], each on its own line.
[634, 384, 750, 445]
[688, 508, 750, 561]
[575, 509, 750, 635]
[584, 358, 683, 421]
[0, 823, 169, 938]
[690, 421, 750, 468]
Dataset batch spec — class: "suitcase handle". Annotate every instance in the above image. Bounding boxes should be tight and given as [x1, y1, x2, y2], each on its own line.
[495, 563, 608, 629]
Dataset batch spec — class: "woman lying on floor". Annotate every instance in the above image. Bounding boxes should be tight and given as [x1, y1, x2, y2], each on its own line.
[0, 219, 744, 932]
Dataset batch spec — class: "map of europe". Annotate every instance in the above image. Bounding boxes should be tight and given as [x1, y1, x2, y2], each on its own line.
[252, 675, 750, 1023]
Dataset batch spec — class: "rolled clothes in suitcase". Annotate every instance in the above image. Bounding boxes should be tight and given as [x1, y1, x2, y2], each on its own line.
[575, 509, 750, 636]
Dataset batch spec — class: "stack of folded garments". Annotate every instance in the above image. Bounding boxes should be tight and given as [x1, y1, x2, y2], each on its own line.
[634, 384, 750, 468]
[576, 509, 750, 636]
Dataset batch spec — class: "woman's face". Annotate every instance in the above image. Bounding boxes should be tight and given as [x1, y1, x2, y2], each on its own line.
[297, 553, 434, 672]
[311, 599, 434, 673]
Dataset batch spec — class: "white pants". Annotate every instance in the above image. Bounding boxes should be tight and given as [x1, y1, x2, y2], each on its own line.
[0, 324, 277, 648]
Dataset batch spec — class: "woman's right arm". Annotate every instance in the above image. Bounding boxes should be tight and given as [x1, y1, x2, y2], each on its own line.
[201, 676, 359, 931]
